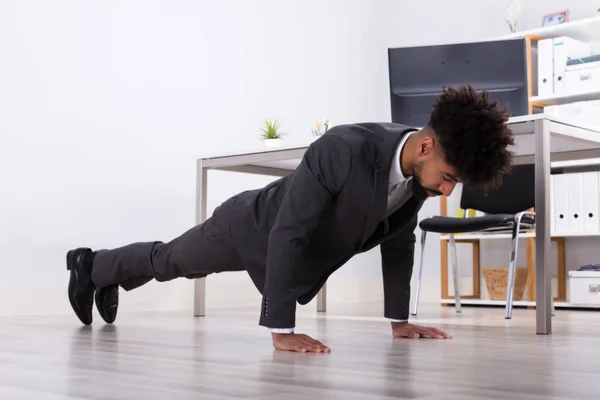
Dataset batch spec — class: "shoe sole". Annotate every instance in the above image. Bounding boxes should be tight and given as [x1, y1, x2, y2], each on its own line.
[66, 250, 93, 325]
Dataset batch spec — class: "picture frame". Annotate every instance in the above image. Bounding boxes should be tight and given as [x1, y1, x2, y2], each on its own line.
[542, 10, 569, 27]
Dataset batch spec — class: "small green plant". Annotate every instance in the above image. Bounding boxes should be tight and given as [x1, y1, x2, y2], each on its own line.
[259, 119, 285, 140]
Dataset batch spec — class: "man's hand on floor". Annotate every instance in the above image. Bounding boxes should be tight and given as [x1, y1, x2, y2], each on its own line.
[391, 321, 452, 339]
[272, 332, 331, 353]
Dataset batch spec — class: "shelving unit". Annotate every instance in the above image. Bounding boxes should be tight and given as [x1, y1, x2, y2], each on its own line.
[530, 89, 600, 107]
[437, 16, 600, 310]
[494, 15, 600, 42]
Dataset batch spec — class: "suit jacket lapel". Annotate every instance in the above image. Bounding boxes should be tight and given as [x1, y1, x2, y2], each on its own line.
[387, 195, 426, 232]
[359, 126, 418, 247]
[360, 194, 427, 250]
[388, 178, 428, 228]
[360, 166, 387, 247]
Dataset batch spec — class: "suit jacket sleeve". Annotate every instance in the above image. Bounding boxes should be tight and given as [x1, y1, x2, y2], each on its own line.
[259, 133, 353, 329]
[380, 215, 418, 321]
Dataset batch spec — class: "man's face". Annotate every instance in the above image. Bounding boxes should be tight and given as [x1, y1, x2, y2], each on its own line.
[412, 154, 459, 198]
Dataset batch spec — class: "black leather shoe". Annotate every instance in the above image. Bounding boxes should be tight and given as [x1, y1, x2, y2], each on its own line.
[66, 248, 96, 325]
[95, 284, 119, 324]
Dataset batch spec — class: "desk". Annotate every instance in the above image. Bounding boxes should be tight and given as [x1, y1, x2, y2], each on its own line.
[194, 115, 600, 335]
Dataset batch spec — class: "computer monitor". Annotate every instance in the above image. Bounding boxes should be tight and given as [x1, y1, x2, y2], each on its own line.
[388, 38, 530, 127]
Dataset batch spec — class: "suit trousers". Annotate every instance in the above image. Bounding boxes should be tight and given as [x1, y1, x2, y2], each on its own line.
[90, 211, 245, 291]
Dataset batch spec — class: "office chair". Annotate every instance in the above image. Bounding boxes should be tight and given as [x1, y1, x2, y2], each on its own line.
[412, 163, 549, 319]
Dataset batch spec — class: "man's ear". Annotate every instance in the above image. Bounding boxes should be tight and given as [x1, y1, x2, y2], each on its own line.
[418, 136, 434, 156]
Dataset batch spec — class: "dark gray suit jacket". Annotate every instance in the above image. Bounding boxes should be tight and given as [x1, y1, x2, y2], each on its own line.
[219, 122, 427, 328]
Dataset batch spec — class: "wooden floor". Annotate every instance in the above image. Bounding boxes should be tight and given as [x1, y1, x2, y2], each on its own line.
[2, 301, 600, 400]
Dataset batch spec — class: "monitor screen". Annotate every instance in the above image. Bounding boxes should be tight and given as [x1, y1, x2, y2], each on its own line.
[388, 39, 529, 127]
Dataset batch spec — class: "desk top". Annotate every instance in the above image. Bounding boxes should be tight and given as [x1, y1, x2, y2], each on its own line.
[199, 143, 310, 161]
[198, 115, 600, 169]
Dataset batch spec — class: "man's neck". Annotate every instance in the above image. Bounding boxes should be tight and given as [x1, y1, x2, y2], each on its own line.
[400, 133, 417, 177]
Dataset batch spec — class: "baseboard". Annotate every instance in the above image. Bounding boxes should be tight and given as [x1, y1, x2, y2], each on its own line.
[11, 274, 557, 317]
[0, 274, 446, 317]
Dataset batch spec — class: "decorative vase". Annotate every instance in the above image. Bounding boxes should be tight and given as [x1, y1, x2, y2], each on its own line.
[263, 138, 284, 148]
[505, 0, 522, 33]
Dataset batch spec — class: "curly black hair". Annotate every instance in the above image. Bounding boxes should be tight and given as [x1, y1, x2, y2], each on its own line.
[428, 85, 515, 189]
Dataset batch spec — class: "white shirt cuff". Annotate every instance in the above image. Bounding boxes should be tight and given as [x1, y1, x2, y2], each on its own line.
[389, 319, 408, 323]
[269, 327, 295, 334]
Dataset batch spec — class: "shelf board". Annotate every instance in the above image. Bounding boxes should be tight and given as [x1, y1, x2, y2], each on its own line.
[440, 298, 600, 309]
[552, 231, 600, 238]
[551, 158, 600, 169]
[494, 15, 600, 42]
[439, 231, 600, 241]
[530, 89, 600, 107]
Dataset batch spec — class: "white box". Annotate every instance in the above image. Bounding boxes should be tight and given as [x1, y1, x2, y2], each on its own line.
[553, 36, 591, 95]
[566, 61, 600, 94]
[545, 101, 586, 122]
[585, 100, 600, 130]
[569, 270, 600, 305]
[545, 100, 600, 130]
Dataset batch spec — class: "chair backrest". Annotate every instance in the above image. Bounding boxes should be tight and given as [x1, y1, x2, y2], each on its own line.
[459, 163, 535, 215]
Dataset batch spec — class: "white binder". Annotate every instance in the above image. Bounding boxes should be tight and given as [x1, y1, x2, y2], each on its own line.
[567, 172, 584, 233]
[537, 38, 554, 96]
[553, 36, 591, 95]
[553, 173, 570, 234]
[551, 173, 556, 234]
[583, 172, 600, 233]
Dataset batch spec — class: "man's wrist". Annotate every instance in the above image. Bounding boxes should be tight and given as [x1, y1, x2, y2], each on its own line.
[269, 327, 295, 334]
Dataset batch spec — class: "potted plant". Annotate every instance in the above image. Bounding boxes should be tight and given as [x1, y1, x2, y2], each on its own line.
[259, 118, 285, 147]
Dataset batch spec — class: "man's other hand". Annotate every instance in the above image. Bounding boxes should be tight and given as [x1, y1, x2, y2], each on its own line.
[391, 322, 452, 339]
[272, 332, 331, 353]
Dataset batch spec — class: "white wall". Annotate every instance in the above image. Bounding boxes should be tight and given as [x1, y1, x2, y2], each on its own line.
[0, 0, 392, 316]
[2, 0, 599, 317]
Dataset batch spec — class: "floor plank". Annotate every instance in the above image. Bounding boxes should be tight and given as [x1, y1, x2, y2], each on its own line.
[1, 301, 600, 399]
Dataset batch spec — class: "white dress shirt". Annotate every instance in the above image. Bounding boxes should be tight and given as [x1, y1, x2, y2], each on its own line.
[386, 131, 414, 215]
[270, 132, 415, 333]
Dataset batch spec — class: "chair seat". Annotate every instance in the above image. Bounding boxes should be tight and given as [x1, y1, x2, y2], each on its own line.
[419, 214, 535, 234]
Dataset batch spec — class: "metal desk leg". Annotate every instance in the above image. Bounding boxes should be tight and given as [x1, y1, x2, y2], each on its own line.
[194, 278, 205, 317]
[534, 119, 552, 335]
[194, 160, 208, 317]
[317, 284, 327, 312]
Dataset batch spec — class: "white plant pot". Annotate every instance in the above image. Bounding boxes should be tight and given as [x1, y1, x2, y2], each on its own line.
[264, 138, 284, 148]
